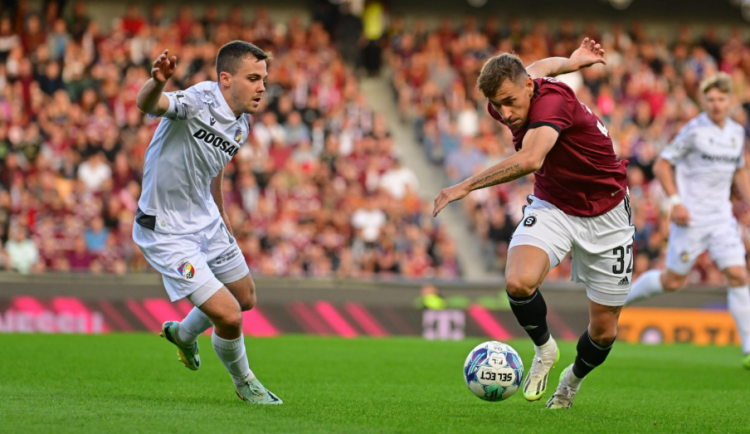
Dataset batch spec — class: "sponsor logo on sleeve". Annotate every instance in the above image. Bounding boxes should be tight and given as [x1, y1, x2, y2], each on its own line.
[523, 216, 537, 227]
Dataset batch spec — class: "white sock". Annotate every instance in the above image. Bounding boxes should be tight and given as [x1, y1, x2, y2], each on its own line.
[212, 331, 255, 385]
[534, 336, 557, 358]
[624, 270, 664, 306]
[178, 307, 213, 345]
[728, 285, 750, 354]
[562, 364, 584, 388]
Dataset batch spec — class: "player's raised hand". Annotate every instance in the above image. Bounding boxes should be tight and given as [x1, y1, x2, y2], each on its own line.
[151, 49, 177, 83]
[671, 203, 691, 226]
[433, 183, 470, 217]
[570, 37, 606, 68]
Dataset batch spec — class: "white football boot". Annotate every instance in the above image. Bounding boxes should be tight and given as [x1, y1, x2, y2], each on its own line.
[522, 337, 560, 401]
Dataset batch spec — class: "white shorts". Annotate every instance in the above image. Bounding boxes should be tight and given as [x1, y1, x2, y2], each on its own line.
[509, 195, 636, 306]
[665, 220, 746, 275]
[133, 217, 249, 306]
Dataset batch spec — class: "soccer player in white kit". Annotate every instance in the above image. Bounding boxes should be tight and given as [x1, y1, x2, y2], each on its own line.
[625, 73, 750, 369]
[133, 41, 282, 403]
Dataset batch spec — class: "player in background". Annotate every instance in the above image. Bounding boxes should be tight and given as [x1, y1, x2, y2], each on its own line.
[134, 41, 282, 404]
[433, 39, 632, 409]
[625, 73, 750, 369]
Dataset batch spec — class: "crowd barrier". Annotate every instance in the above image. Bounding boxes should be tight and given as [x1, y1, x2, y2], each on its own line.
[0, 273, 740, 347]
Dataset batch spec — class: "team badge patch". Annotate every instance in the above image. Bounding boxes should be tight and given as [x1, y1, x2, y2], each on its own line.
[680, 251, 690, 262]
[177, 259, 195, 279]
[234, 127, 242, 143]
[523, 216, 537, 227]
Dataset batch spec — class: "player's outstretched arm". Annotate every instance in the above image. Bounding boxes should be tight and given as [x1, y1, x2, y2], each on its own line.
[432, 126, 558, 217]
[526, 38, 606, 79]
[136, 49, 177, 117]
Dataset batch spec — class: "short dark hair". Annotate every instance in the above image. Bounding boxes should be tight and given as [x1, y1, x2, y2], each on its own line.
[476, 53, 527, 98]
[216, 40, 272, 77]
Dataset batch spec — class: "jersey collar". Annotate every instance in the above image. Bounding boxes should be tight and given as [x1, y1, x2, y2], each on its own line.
[213, 82, 240, 122]
[530, 79, 540, 103]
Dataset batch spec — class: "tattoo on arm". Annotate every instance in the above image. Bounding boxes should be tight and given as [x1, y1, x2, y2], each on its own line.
[607, 305, 622, 316]
[469, 163, 524, 190]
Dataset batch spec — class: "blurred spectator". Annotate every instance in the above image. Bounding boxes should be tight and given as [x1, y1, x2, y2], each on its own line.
[418, 283, 447, 310]
[379, 158, 418, 200]
[4, 226, 40, 274]
[84, 216, 109, 254]
[78, 153, 112, 192]
[352, 199, 386, 243]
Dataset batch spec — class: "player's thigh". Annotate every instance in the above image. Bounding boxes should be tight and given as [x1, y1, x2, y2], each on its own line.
[665, 223, 707, 276]
[505, 245, 551, 296]
[224, 273, 257, 311]
[571, 200, 636, 307]
[707, 220, 747, 284]
[506, 198, 573, 295]
[133, 225, 219, 302]
[588, 299, 621, 345]
[204, 219, 253, 308]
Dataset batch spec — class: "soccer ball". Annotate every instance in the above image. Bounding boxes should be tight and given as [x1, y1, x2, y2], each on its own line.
[463, 341, 524, 401]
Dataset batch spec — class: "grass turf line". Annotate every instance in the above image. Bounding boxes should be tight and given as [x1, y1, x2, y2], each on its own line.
[0, 334, 748, 433]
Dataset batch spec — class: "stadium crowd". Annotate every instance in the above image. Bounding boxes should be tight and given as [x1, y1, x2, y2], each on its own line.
[0, 2, 460, 279]
[387, 16, 750, 284]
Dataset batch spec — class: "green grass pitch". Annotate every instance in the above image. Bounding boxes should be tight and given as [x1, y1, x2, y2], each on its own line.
[1, 334, 749, 433]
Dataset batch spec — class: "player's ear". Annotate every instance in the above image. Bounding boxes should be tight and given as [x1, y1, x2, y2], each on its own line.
[525, 76, 534, 97]
[219, 71, 231, 87]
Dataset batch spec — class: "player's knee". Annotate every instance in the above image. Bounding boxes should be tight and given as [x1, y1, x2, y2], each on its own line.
[662, 277, 683, 292]
[724, 268, 747, 287]
[588, 325, 617, 347]
[239, 292, 256, 311]
[215, 310, 243, 331]
[505, 274, 538, 298]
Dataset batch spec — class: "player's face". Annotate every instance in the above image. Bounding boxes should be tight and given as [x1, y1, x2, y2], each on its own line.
[487, 77, 534, 129]
[702, 88, 731, 125]
[225, 57, 268, 115]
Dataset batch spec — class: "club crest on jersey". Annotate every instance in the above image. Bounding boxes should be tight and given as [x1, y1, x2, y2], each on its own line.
[680, 251, 690, 262]
[523, 215, 537, 227]
[177, 259, 195, 279]
[234, 127, 242, 143]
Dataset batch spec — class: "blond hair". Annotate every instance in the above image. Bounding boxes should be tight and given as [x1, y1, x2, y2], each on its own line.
[700, 72, 732, 95]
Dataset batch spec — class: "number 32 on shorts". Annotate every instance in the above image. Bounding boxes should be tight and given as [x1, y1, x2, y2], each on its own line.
[612, 244, 633, 275]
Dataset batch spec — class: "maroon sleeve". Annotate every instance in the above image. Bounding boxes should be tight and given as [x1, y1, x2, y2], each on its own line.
[527, 90, 574, 133]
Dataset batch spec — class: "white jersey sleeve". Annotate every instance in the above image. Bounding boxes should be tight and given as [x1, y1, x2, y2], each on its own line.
[660, 125, 695, 164]
[160, 88, 209, 121]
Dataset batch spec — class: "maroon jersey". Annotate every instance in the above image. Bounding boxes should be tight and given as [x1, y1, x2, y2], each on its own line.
[487, 77, 628, 217]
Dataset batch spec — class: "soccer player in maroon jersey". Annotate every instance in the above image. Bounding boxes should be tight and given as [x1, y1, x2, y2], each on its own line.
[433, 39, 633, 409]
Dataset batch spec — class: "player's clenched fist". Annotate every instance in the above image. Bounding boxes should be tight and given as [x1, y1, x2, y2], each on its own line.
[433, 183, 470, 217]
[671, 203, 691, 226]
[152, 49, 177, 83]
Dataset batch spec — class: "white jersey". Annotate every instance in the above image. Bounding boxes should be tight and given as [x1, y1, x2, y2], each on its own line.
[660, 113, 745, 227]
[138, 81, 250, 235]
